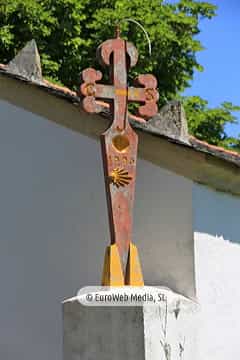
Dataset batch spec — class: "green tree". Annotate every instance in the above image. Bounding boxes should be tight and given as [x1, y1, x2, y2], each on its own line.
[183, 96, 240, 149]
[0, 0, 239, 150]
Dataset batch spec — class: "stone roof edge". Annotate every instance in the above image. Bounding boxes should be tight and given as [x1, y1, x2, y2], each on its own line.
[1, 63, 240, 168]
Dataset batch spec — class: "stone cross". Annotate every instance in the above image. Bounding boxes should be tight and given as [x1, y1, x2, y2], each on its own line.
[80, 28, 159, 286]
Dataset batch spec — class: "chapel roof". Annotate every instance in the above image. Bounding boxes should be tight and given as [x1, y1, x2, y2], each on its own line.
[1, 61, 239, 168]
[1, 40, 240, 196]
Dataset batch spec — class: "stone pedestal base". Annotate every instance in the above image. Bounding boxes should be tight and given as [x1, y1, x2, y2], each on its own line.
[63, 287, 198, 360]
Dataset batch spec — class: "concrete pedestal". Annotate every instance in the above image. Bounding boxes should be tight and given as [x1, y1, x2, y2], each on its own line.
[63, 287, 198, 360]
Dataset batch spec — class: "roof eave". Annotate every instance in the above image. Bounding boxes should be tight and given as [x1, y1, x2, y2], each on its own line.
[1, 68, 240, 196]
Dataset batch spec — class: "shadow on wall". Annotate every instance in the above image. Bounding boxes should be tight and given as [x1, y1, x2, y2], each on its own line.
[193, 183, 240, 245]
[135, 158, 194, 298]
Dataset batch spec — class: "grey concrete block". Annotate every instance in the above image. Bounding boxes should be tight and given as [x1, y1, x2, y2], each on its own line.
[63, 287, 198, 360]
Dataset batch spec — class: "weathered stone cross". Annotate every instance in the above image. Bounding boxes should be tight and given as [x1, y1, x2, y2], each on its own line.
[80, 28, 159, 286]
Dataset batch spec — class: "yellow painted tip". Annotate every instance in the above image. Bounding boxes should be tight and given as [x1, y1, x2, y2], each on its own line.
[101, 244, 124, 286]
[125, 242, 144, 286]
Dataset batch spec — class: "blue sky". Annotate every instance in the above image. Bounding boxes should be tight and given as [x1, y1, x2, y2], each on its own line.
[183, 0, 240, 137]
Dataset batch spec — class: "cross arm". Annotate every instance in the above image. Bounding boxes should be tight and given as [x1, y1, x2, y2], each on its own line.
[80, 68, 114, 113]
[128, 74, 159, 119]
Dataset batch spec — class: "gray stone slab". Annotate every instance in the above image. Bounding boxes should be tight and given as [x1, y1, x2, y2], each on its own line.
[7, 39, 42, 82]
[63, 287, 198, 360]
[147, 101, 189, 144]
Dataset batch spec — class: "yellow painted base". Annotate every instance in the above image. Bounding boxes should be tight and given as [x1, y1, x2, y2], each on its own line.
[125, 243, 144, 286]
[101, 242, 144, 286]
[101, 244, 124, 286]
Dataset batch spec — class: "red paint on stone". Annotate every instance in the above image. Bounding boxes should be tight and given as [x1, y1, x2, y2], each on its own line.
[80, 31, 159, 273]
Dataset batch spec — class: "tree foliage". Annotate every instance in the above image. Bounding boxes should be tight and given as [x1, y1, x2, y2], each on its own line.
[183, 96, 240, 149]
[0, 0, 239, 150]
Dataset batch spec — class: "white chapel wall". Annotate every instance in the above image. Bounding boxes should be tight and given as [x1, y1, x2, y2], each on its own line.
[0, 98, 194, 360]
[193, 183, 240, 360]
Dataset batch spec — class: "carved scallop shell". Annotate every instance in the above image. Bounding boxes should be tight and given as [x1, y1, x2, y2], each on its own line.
[109, 168, 132, 188]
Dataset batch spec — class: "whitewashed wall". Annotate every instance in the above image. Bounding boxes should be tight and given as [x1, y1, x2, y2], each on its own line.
[193, 184, 240, 360]
[0, 99, 193, 360]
